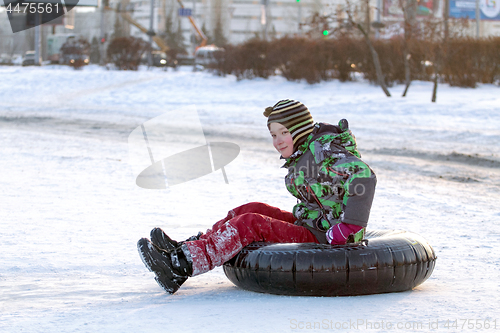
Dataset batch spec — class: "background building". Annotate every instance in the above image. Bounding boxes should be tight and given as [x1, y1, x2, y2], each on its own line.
[1, 0, 499, 61]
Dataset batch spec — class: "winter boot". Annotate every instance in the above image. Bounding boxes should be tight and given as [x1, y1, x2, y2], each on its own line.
[137, 238, 193, 294]
[150, 227, 203, 251]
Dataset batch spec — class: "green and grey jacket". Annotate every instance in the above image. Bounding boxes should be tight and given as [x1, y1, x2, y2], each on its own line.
[283, 121, 377, 243]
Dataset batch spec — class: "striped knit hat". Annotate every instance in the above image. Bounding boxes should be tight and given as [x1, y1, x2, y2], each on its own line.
[264, 99, 314, 150]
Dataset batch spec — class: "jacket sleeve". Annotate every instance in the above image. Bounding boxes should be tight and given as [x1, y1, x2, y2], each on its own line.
[339, 162, 377, 227]
[315, 145, 377, 228]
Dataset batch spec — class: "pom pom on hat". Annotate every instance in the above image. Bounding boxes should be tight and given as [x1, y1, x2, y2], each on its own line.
[263, 106, 274, 117]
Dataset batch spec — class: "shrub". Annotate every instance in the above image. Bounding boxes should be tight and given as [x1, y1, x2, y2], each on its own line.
[106, 37, 150, 70]
[216, 36, 500, 88]
[443, 37, 500, 87]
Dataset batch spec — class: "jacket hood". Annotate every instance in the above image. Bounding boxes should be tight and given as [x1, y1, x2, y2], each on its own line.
[281, 121, 360, 167]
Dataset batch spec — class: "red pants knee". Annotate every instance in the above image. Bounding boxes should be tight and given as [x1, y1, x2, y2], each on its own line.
[203, 202, 296, 237]
[231, 202, 297, 223]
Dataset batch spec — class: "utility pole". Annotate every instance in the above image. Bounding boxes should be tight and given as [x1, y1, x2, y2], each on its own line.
[159, 0, 166, 34]
[100, 2, 105, 66]
[444, 0, 449, 41]
[148, 0, 155, 67]
[34, 13, 41, 65]
[192, 0, 197, 52]
[261, 0, 268, 40]
[475, 0, 480, 38]
[365, 0, 371, 36]
[375, 0, 381, 38]
[297, 0, 302, 35]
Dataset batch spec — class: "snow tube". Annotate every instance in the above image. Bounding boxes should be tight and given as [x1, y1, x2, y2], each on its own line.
[223, 230, 436, 296]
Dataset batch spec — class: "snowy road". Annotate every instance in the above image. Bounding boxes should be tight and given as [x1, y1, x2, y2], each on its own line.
[1, 66, 499, 332]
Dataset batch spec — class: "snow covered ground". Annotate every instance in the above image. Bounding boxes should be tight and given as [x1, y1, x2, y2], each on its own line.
[1, 65, 499, 332]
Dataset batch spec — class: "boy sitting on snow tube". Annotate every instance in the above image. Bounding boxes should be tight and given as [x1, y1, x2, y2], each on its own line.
[137, 99, 377, 294]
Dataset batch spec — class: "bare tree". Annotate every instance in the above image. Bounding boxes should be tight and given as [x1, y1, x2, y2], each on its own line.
[306, 1, 391, 97]
[420, 19, 450, 102]
[212, 0, 228, 46]
[344, 0, 391, 97]
[421, 17, 470, 102]
[399, 0, 417, 97]
[112, 11, 128, 39]
[426, 21, 442, 103]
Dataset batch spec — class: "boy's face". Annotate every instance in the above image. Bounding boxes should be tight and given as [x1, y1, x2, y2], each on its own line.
[269, 122, 294, 158]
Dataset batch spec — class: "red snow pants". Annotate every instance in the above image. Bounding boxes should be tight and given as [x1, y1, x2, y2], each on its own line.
[184, 202, 319, 276]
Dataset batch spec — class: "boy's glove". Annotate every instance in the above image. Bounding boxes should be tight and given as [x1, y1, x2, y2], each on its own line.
[326, 222, 363, 245]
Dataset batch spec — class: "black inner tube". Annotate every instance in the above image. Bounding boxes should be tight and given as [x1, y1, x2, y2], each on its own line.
[223, 230, 437, 296]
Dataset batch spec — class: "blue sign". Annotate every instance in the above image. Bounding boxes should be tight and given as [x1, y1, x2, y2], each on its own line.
[178, 8, 192, 16]
[449, 0, 500, 20]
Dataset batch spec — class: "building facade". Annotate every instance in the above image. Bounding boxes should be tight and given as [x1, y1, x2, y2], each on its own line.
[1, 0, 499, 60]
